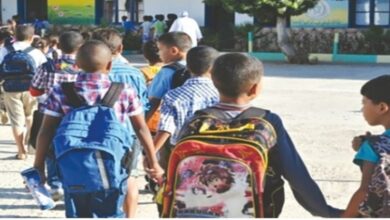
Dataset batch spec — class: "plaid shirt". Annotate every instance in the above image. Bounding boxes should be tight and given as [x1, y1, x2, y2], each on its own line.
[159, 77, 219, 145]
[44, 72, 143, 124]
[31, 54, 79, 94]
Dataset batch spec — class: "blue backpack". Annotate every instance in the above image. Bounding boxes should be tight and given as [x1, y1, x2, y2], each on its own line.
[53, 82, 133, 194]
[0, 45, 37, 92]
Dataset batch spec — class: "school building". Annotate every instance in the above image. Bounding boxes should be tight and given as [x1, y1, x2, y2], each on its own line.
[0, 0, 389, 28]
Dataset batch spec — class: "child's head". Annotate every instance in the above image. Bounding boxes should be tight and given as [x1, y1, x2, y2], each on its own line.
[0, 29, 12, 45]
[186, 46, 219, 77]
[199, 163, 234, 194]
[15, 24, 35, 42]
[157, 14, 165, 21]
[360, 75, 390, 126]
[142, 40, 162, 65]
[143, 15, 149, 22]
[121, 15, 128, 22]
[212, 53, 263, 101]
[59, 31, 84, 54]
[31, 37, 49, 54]
[76, 40, 112, 74]
[47, 34, 59, 48]
[157, 32, 192, 63]
[92, 28, 123, 55]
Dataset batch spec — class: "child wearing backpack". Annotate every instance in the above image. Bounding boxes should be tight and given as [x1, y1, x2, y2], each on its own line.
[92, 28, 150, 218]
[33, 40, 163, 218]
[146, 31, 192, 122]
[342, 75, 390, 217]
[140, 40, 163, 86]
[153, 46, 219, 170]
[160, 53, 341, 218]
[0, 24, 47, 160]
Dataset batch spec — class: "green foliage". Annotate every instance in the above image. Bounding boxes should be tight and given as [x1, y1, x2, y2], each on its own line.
[204, 0, 319, 20]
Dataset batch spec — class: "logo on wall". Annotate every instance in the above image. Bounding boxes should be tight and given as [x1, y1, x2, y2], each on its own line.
[307, 0, 331, 20]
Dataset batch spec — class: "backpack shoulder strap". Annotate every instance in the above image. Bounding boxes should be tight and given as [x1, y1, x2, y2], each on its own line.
[235, 107, 267, 120]
[101, 82, 125, 108]
[61, 83, 85, 108]
[23, 46, 35, 54]
[164, 62, 185, 71]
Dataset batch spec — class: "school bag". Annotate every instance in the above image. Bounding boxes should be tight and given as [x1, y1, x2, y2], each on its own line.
[359, 135, 390, 217]
[0, 45, 37, 92]
[53, 82, 133, 194]
[165, 62, 191, 89]
[161, 107, 277, 218]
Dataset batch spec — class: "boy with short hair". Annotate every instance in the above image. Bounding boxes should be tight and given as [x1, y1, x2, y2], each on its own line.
[0, 24, 47, 160]
[154, 46, 219, 170]
[92, 28, 150, 217]
[343, 75, 390, 217]
[146, 31, 192, 121]
[178, 53, 341, 217]
[33, 40, 163, 217]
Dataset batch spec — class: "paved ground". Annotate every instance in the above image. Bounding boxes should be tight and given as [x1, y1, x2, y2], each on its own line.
[0, 55, 389, 218]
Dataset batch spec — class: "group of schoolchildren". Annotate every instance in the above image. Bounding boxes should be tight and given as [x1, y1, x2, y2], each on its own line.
[0, 22, 389, 218]
[139, 14, 178, 44]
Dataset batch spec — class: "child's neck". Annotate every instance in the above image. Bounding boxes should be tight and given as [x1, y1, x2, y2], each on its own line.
[219, 95, 252, 107]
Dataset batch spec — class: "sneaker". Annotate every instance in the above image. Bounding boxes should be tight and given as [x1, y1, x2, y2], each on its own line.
[50, 188, 64, 202]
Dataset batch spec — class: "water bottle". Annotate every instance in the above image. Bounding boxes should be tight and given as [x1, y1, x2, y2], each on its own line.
[21, 168, 56, 210]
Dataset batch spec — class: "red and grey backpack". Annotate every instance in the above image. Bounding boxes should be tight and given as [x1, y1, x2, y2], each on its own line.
[161, 107, 277, 218]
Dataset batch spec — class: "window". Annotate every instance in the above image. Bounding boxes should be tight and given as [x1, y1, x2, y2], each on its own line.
[352, 0, 390, 26]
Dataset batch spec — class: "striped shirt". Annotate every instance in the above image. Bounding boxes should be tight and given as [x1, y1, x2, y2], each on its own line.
[159, 77, 219, 145]
[44, 72, 143, 124]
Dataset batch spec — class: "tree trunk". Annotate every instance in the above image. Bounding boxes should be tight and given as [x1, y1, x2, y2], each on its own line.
[276, 16, 309, 64]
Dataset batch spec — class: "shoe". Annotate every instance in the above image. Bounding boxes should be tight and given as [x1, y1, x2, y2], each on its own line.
[15, 153, 27, 160]
[50, 188, 64, 202]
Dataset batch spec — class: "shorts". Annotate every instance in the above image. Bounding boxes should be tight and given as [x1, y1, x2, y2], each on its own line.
[128, 138, 142, 178]
[3, 91, 37, 128]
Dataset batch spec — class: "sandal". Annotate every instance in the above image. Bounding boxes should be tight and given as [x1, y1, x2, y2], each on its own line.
[15, 153, 27, 160]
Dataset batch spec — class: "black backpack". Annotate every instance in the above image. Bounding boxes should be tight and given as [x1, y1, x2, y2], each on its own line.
[165, 62, 191, 89]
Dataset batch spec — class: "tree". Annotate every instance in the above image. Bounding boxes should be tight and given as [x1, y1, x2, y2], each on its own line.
[203, 0, 319, 63]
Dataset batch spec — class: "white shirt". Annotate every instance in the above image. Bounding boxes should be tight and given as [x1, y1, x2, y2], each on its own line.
[0, 41, 47, 67]
[169, 17, 203, 47]
[141, 21, 153, 35]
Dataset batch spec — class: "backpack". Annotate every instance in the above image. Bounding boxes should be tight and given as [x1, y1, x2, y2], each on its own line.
[161, 107, 277, 218]
[165, 62, 191, 89]
[359, 135, 390, 217]
[53, 82, 133, 194]
[0, 45, 37, 92]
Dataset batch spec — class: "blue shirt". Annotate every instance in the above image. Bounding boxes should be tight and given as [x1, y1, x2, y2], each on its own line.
[159, 77, 219, 145]
[109, 57, 149, 138]
[353, 129, 390, 166]
[148, 61, 186, 99]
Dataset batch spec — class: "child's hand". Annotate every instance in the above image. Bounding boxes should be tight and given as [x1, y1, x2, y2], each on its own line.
[351, 132, 371, 152]
[145, 162, 165, 183]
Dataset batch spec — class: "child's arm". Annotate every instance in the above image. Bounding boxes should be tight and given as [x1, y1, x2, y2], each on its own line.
[342, 161, 375, 217]
[130, 113, 164, 179]
[154, 131, 171, 151]
[33, 115, 62, 183]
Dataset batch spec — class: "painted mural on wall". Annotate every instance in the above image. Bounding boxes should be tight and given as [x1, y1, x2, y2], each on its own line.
[291, 0, 348, 28]
[48, 0, 95, 24]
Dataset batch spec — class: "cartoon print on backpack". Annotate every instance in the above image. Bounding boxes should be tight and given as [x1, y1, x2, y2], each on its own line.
[173, 158, 255, 218]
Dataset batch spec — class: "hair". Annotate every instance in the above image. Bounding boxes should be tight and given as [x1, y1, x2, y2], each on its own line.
[92, 28, 123, 54]
[167, 13, 178, 20]
[31, 37, 48, 52]
[212, 53, 263, 98]
[156, 14, 165, 21]
[198, 163, 234, 194]
[121, 15, 128, 21]
[0, 29, 12, 43]
[59, 31, 84, 54]
[158, 32, 192, 53]
[361, 75, 390, 105]
[186, 46, 219, 76]
[15, 24, 35, 41]
[142, 40, 161, 65]
[143, 15, 149, 21]
[47, 34, 59, 48]
[81, 31, 92, 41]
[76, 40, 112, 73]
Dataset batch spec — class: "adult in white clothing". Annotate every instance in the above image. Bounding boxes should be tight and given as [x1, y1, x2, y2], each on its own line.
[169, 11, 202, 47]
